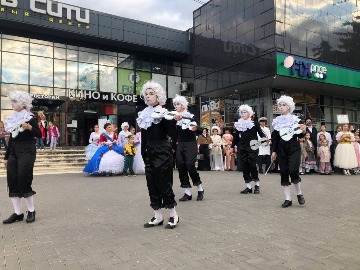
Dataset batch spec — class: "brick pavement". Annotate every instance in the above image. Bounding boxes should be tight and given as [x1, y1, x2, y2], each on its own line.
[0, 171, 360, 270]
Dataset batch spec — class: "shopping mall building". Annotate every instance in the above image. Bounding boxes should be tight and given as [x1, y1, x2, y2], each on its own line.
[1, 0, 360, 145]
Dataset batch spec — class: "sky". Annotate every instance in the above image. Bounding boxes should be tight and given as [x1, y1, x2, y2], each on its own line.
[60, 0, 204, 30]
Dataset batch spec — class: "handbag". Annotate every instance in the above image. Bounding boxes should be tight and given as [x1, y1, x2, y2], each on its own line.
[196, 154, 204, 160]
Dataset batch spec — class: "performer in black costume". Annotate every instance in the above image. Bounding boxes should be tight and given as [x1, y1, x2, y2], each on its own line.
[271, 95, 306, 208]
[231, 105, 266, 194]
[171, 95, 204, 202]
[137, 81, 179, 229]
[3, 90, 41, 224]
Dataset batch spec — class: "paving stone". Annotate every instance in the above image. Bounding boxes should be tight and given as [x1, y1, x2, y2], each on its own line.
[1, 172, 360, 269]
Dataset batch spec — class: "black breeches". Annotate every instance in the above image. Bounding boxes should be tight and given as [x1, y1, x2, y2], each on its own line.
[176, 141, 201, 188]
[277, 146, 301, 186]
[145, 143, 176, 210]
[240, 144, 259, 183]
[7, 142, 37, 198]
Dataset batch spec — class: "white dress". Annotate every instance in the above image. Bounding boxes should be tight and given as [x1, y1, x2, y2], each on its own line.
[84, 132, 101, 160]
[118, 130, 131, 148]
[334, 132, 358, 169]
[133, 132, 145, 174]
[210, 135, 224, 171]
[98, 133, 125, 174]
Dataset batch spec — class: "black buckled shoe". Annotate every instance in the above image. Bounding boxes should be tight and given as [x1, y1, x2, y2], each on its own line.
[297, 195, 305, 205]
[179, 194, 192, 201]
[197, 190, 204, 201]
[26, 211, 36, 223]
[165, 215, 179, 229]
[144, 217, 164, 228]
[254, 186, 260, 194]
[281, 200, 292, 208]
[3, 213, 24, 224]
[240, 187, 252, 194]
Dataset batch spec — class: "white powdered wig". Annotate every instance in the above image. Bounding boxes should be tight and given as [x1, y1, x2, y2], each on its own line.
[121, 122, 129, 129]
[211, 126, 221, 134]
[172, 94, 188, 109]
[8, 90, 33, 111]
[238, 104, 254, 116]
[141, 81, 167, 106]
[277, 95, 295, 113]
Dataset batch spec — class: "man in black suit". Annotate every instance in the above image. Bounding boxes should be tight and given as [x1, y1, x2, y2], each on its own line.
[305, 117, 318, 158]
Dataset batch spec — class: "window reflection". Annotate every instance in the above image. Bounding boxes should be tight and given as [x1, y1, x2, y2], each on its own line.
[54, 47, 66, 59]
[99, 65, 117, 93]
[79, 63, 98, 90]
[79, 51, 98, 64]
[30, 43, 53, 57]
[54, 60, 66, 88]
[0, 83, 28, 97]
[1, 96, 12, 110]
[1, 110, 13, 121]
[2, 39, 29, 54]
[30, 56, 53, 87]
[99, 52, 117, 66]
[2, 52, 29, 84]
[67, 61, 78, 89]
[30, 86, 53, 95]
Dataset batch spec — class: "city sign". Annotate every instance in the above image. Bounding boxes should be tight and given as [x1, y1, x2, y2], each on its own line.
[0, 0, 90, 28]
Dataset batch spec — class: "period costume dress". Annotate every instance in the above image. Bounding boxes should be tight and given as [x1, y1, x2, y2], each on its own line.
[84, 132, 101, 160]
[197, 132, 212, 171]
[334, 131, 357, 169]
[210, 134, 224, 171]
[133, 132, 145, 175]
[83, 132, 124, 175]
[222, 133, 233, 170]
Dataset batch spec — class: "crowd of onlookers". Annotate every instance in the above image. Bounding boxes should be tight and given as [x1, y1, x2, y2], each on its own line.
[191, 118, 360, 176]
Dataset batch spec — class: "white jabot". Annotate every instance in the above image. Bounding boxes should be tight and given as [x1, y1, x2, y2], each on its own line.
[136, 105, 162, 130]
[272, 114, 300, 131]
[5, 109, 34, 138]
[176, 110, 195, 127]
[234, 118, 254, 132]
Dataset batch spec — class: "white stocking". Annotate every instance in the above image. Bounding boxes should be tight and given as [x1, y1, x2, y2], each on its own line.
[24, 196, 35, 212]
[294, 183, 302, 195]
[154, 209, 162, 220]
[184, 188, 192, 196]
[283, 186, 291, 201]
[11, 197, 22, 215]
[197, 184, 204, 192]
[168, 207, 177, 218]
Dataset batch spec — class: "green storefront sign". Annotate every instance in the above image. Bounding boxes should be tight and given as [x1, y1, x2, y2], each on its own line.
[276, 53, 360, 89]
[118, 68, 151, 95]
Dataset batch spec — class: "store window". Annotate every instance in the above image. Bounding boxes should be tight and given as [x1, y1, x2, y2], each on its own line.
[79, 63, 98, 90]
[30, 43, 53, 58]
[99, 65, 117, 93]
[30, 56, 53, 87]
[2, 39, 29, 54]
[2, 52, 29, 84]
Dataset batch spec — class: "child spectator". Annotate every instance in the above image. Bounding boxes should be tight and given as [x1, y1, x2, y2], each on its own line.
[123, 134, 136, 176]
[305, 132, 317, 173]
[299, 137, 307, 175]
[317, 133, 326, 147]
[0, 121, 8, 150]
[318, 139, 331, 175]
[36, 121, 45, 150]
[47, 121, 60, 151]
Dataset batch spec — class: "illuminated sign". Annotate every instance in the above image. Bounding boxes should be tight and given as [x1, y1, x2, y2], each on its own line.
[282, 55, 327, 80]
[0, 0, 90, 28]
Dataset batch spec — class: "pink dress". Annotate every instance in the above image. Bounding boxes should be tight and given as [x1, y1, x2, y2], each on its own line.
[352, 142, 360, 167]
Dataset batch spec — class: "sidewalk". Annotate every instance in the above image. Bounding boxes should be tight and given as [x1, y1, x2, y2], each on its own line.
[0, 171, 360, 270]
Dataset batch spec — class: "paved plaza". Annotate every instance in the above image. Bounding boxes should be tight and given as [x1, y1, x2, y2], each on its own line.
[0, 171, 360, 270]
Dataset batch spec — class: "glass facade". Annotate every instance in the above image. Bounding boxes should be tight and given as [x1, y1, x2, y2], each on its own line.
[0, 33, 182, 145]
[193, 0, 276, 95]
[276, 0, 360, 69]
[193, 0, 360, 131]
